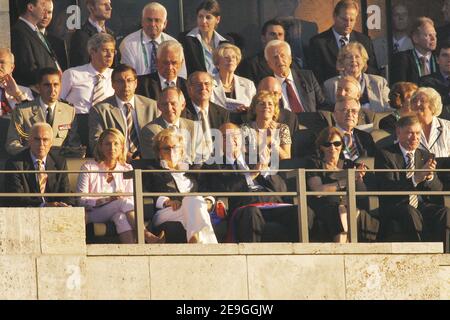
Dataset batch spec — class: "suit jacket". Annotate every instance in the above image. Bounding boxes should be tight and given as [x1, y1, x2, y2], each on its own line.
[372, 36, 413, 69]
[323, 73, 391, 113]
[6, 99, 79, 156]
[136, 72, 190, 104]
[11, 19, 60, 86]
[278, 108, 299, 139]
[419, 72, 450, 109]
[182, 102, 230, 130]
[351, 128, 377, 158]
[198, 161, 287, 211]
[210, 73, 256, 110]
[140, 116, 197, 161]
[391, 49, 438, 85]
[309, 28, 379, 84]
[4, 149, 73, 207]
[418, 116, 450, 158]
[88, 94, 158, 153]
[279, 68, 328, 112]
[437, 23, 450, 45]
[68, 21, 115, 68]
[375, 143, 443, 210]
[46, 32, 68, 71]
[378, 113, 397, 135]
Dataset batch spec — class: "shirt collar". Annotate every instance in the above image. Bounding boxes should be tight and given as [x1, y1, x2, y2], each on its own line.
[163, 118, 180, 128]
[39, 97, 56, 111]
[158, 73, 177, 88]
[87, 63, 110, 77]
[274, 70, 293, 83]
[19, 16, 38, 32]
[186, 27, 227, 47]
[115, 95, 135, 109]
[414, 48, 432, 61]
[193, 103, 208, 117]
[88, 18, 105, 33]
[332, 28, 349, 43]
[336, 124, 354, 135]
[142, 29, 163, 43]
[398, 143, 416, 160]
[30, 150, 47, 167]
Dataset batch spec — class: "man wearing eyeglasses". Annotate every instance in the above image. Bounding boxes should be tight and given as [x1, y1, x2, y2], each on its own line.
[88, 64, 158, 162]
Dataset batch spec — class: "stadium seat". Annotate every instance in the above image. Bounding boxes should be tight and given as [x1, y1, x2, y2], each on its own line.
[372, 112, 392, 130]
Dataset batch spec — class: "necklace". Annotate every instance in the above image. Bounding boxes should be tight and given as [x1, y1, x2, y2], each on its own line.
[222, 81, 234, 91]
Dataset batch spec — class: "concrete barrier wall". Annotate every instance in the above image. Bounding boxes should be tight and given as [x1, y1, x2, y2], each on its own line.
[0, 0, 10, 48]
[0, 208, 448, 300]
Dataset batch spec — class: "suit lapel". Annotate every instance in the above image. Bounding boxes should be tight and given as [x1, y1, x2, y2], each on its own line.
[291, 69, 309, 111]
[20, 20, 53, 55]
[45, 154, 57, 193]
[31, 103, 45, 124]
[134, 96, 145, 129]
[326, 29, 339, 61]
[24, 152, 39, 194]
[208, 104, 217, 129]
[108, 97, 127, 133]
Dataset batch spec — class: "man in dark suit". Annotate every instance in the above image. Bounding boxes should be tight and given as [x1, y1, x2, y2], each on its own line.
[265, 40, 329, 113]
[4, 122, 73, 207]
[419, 41, 450, 121]
[437, 0, 450, 44]
[183, 71, 230, 162]
[11, 0, 61, 86]
[198, 122, 298, 242]
[69, 0, 114, 67]
[88, 64, 158, 161]
[37, 0, 67, 71]
[375, 115, 449, 242]
[308, 0, 378, 84]
[136, 40, 189, 104]
[391, 17, 438, 86]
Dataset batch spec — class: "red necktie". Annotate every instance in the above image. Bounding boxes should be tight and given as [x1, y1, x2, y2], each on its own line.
[0, 88, 12, 115]
[285, 79, 304, 113]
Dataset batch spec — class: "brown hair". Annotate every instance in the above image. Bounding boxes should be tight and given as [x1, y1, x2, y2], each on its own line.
[247, 90, 280, 122]
[333, 0, 359, 16]
[315, 127, 344, 150]
[196, 0, 221, 17]
[396, 115, 420, 129]
[388, 82, 418, 110]
[94, 128, 127, 164]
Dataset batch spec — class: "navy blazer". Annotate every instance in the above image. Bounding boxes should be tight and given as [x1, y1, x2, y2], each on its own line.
[182, 102, 230, 130]
[136, 72, 190, 105]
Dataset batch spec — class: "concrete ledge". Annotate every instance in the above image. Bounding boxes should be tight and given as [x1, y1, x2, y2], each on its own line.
[0, 255, 37, 300]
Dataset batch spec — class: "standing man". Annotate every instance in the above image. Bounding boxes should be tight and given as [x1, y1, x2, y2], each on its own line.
[265, 40, 328, 113]
[391, 17, 438, 85]
[6, 68, 79, 156]
[136, 40, 189, 103]
[309, 0, 378, 84]
[5, 122, 73, 207]
[11, 0, 62, 86]
[89, 64, 158, 161]
[120, 2, 186, 78]
[437, 0, 450, 44]
[69, 0, 113, 68]
[375, 115, 449, 242]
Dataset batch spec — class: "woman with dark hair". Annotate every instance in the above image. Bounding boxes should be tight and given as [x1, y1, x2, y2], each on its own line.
[379, 81, 418, 134]
[306, 127, 367, 243]
[180, 0, 230, 75]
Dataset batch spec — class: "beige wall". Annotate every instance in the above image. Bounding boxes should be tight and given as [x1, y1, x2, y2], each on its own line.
[0, 0, 10, 48]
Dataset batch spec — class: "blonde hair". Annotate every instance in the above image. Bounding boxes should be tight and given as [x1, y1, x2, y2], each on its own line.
[336, 41, 369, 73]
[94, 128, 127, 164]
[248, 90, 280, 122]
[212, 43, 242, 66]
[411, 87, 443, 117]
[152, 127, 185, 159]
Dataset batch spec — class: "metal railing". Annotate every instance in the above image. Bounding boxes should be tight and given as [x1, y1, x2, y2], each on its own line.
[0, 168, 448, 247]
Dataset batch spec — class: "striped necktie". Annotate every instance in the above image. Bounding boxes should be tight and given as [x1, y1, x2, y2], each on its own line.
[92, 73, 105, 106]
[419, 56, 430, 76]
[199, 109, 212, 158]
[36, 159, 47, 194]
[125, 103, 139, 154]
[405, 152, 419, 208]
[339, 36, 348, 48]
[150, 40, 158, 74]
[344, 132, 359, 161]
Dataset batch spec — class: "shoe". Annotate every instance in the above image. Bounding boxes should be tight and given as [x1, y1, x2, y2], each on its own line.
[145, 230, 165, 244]
[188, 232, 199, 243]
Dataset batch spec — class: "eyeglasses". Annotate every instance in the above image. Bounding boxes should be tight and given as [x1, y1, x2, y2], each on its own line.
[160, 145, 182, 152]
[321, 141, 343, 148]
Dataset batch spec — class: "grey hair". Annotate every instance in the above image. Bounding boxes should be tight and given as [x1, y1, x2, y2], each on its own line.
[157, 40, 184, 61]
[31, 122, 53, 137]
[142, 2, 167, 21]
[411, 87, 443, 117]
[87, 33, 115, 54]
[0, 48, 15, 64]
[264, 40, 291, 62]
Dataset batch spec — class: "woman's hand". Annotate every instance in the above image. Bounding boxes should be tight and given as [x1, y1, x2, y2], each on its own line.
[355, 163, 367, 181]
[235, 105, 248, 113]
[164, 199, 182, 211]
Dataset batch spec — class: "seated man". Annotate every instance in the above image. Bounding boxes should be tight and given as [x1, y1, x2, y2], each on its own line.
[4, 122, 73, 207]
[6, 67, 80, 156]
[199, 122, 299, 242]
[375, 115, 449, 242]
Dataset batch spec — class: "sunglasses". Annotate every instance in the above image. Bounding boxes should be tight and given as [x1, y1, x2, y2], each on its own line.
[321, 141, 343, 148]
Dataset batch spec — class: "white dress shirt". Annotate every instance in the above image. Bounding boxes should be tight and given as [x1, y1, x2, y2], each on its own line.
[60, 63, 114, 114]
[119, 28, 187, 78]
[274, 71, 301, 112]
[19, 16, 38, 31]
[332, 28, 350, 48]
[88, 18, 105, 33]
[115, 95, 142, 148]
[419, 116, 450, 158]
[39, 97, 56, 119]
[155, 161, 194, 208]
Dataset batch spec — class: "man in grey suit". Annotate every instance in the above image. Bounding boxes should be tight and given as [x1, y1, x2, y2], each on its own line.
[140, 87, 196, 161]
[88, 64, 158, 162]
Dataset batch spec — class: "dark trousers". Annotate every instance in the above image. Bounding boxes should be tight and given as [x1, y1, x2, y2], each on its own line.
[233, 205, 299, 242]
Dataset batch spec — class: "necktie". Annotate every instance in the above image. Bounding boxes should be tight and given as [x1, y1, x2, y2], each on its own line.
[150, 40, 158, 74]
[339, 36, 347, 48]
[344, 132, 359, 161]
[284, 79, 304, 113]
[165, 80, 175, 88]
[46, 106, 55, 127]
[199, 109, 212, 157]
[36, 30, 51, 52]
[419, 56, 430, 76]
[92, 74, 105, 106]
[36, 159, 47, 194]
[125, 103, 139, 155]
[405, 152, 419, 208]
[0, 87, 12, 115]
[393, 42, 399, 54]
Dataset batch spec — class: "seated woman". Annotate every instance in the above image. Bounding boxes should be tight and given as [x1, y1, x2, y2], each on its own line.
[241, 90, 291, 161]
[410, 87, 450, 157]
[323, 42, 391, 115]
[144, 128, 217, 244]
[77, 129, 164, 244]
[210, 43, 256, 122]
[379, 81, 417, 134]
[180, 0, 230, 75]
[306, 127, 368, 243]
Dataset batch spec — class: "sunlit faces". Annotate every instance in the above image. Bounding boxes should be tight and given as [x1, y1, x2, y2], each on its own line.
[142, 7, 167, 39]
[258, 78, 283, 101]
[320, 134, 343, 159]
[159, 136, 183, 166]
[29, 126, 53, 160]
[158, 89, 184, 123]
[336, 80, 361, 100]
[266, 45, 292, 78]
[411, 92, 433, 121]
[99, 133, 123, 162]
[37, 0, 53, 29]
[262, 25, 285, 45]
[197, 9, 220, 34]
[111, 70, 137, 102]
[396, 123, 422, 151]
[412, 22, 437, 52]
[437, 48, 450, 75]
[333, 7, 358, 36]
[37, 74, 61, 105]
[343, 51, 364, 77]
[333, 99, 360, 131]
[89, 0, 112, 21]
[188, 73, 213, 104]
[255, 96, 275, 121]
[157, 48, 183, 80]
[90, 42, 115, 69]
[28, 0, 47, 24]
[0, 51, 14, 80]
[217, 48, 239, 73]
